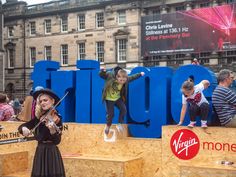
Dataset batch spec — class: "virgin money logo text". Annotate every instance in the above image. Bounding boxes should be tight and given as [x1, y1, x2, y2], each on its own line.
[170, 129, 200, 160]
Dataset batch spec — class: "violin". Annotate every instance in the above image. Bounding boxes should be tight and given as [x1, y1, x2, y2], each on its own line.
[41, 109, 60, 124]
[30, 92, 69, 135]
[40, 109, 61, 134]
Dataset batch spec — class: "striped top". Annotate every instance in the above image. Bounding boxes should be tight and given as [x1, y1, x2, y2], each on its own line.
[212, 86, 236, 125]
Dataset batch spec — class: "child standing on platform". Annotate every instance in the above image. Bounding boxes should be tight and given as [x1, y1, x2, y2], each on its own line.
[178, 78, 210, 128]
[100, 66, 145, 134]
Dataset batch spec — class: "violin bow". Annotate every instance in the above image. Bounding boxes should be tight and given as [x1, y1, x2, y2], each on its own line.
[30, 91, 69, 134]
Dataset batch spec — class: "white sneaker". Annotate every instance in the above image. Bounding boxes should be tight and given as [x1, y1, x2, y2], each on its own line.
[187, 121, 196, 128]
[201, 121, 208, 128]
[116, 124, 124, 133]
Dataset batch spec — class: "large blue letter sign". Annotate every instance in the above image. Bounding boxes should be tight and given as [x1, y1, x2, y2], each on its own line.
[75, 60, 100, 123]
[32, 60, 218, 138]
[31, 60, 59, 89]
[128, 67, 173, 138]
[51, 70, 76, 122]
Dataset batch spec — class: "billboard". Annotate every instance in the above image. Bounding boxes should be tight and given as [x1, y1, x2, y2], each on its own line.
[141, 3, 236, 56]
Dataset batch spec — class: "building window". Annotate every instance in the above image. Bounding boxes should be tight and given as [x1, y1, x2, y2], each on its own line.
[30, 22, 36, 35]
[78, 43, 86, 60]
[200, 52, 211, 58]
[176, 54, 186, 58]
[30, 47, 36, 67]
[226, 50, 236, 56]
[175, 6, 185, 11]
[167, 60, 183, 65]
[152, 9, 161, 15]
[200, 2, 210, 8]
[117, 39, 127, 62]
[45, 19, 51, 34]
[44, 46, 52, 61]
[8, 49, 14, 68]
[78, 14, 85, 30]
[201, 58, 209, 64]
[227, 57, 236, 64]
[61, 44, 68, 65]
[8, 26, 14, 37]
[96, 41, 104, 63]
[61, 17, 68, 32]
[96, 12, 104, 28]
[118, 10, 126, 25]
[199, 52, 210, 64]
[226, 0, 235, 4]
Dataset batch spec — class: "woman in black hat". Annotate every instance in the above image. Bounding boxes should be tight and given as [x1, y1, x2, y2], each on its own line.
[18, 88, 65, 177]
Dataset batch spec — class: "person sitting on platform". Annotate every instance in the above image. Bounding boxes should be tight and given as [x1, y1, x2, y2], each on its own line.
[99, 66, 145, 134]
[192, 58, 200, 65]
[178, 77, 210, 128]
[212, 69, 236, 127]
[0, 93, 15, 121]
[18, 88, 65, 177]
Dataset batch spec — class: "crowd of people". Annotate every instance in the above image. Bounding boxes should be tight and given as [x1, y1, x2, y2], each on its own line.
[0, 86, 43, 122]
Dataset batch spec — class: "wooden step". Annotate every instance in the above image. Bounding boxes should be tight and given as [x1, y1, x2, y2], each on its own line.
[60, 124, 162, 177]
[62, 154, 143, 177]
[3, 170, 31, 177]
[0, 151, 28, 176]
[180, 164, 236, 177]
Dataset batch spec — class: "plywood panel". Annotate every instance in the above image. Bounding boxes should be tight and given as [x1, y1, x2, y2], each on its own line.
[60, 123, 162, 177]
[162, 126, 236, 177]
[0, 151, 28, 175]
[0, 122, 162, 177]
[63, 155, 142, 177]
[180, 165, 236, 177]
[0, 122, 37, 171]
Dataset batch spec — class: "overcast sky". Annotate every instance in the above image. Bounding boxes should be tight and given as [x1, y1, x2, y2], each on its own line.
[2, 0, 52, 5]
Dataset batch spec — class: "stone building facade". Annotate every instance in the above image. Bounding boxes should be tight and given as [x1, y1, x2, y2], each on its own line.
[1, 0, 236, 99]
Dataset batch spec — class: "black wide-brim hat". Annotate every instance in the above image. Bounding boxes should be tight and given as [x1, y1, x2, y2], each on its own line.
[33, 88, 60, 105]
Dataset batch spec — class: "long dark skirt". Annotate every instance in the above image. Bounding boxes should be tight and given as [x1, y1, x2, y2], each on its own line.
[31, 143, 66, 177]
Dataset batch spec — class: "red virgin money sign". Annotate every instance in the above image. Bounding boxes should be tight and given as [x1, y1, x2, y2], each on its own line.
[170, 129, 200, 160]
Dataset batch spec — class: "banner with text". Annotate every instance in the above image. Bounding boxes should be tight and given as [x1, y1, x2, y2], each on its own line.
[141, 3, 236, 56]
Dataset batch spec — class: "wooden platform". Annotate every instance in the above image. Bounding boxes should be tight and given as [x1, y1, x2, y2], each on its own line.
[0, 122, 235, 177]
[3, 170, 31, 177]
[63, 154, 142, 177]
[0, 151, 28, 176]
[180, 164, 236, 177]
[0, 122, 161, 177]
[59, 123, 162, 177]
[162, 126, 236, 177]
